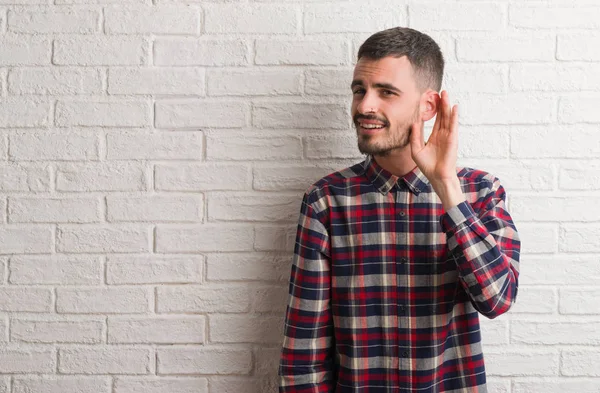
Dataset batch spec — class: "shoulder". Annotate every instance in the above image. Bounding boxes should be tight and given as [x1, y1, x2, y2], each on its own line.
[303, 159, 367, 208]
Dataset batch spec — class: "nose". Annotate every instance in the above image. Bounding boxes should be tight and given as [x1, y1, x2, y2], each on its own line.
[356, 91, 378, 114]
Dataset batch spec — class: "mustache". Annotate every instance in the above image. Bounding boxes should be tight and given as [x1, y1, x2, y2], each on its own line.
[354, 114, 389, 127]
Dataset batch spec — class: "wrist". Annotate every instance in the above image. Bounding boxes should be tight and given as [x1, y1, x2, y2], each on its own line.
[431, 177, 465, 211]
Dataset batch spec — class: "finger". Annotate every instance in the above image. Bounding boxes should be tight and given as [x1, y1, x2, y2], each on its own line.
[443, 91, 451, 133]
[431, 93, 442, 134]
[410, 120, 425, 153]
[450, 104, 459, 134]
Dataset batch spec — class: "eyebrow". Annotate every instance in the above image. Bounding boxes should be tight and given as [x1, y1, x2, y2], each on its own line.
[350, 80, 402, 93]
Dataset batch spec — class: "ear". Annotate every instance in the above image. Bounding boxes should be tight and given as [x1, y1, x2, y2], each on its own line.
[420, 90, 440, 122]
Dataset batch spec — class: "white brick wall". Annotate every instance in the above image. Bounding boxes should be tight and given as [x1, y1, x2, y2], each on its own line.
[0, 1, 598, 392]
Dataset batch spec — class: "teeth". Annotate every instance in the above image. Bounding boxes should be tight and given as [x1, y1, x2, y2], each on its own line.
[361, 124, 384, 129]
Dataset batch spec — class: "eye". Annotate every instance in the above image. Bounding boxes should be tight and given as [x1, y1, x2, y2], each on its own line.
[352, 88, 365, 95]
[382, 90, 395, 96]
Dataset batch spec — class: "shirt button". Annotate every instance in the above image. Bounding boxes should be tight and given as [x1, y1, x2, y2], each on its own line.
[399, 305, 406, 315]
[400, 257, 408, 264]
[402, 350, 409, 357]
[414, 188, 420, 193]
[398, 210, 406, 217]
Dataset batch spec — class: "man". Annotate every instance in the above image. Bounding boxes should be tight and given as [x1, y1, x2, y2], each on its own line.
[278, 27, 520, 393]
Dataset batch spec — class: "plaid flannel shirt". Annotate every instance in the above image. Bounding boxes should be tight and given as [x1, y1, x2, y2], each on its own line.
[279, 154, 521, 393]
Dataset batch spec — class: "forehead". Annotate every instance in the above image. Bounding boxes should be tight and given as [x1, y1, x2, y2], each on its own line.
[352, 56, 415, 86]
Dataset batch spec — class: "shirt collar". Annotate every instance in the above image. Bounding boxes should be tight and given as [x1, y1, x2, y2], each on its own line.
[362, 154, 430, 196]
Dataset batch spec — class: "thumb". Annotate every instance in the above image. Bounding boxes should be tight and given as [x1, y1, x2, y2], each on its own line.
[410, 121, 425, 155]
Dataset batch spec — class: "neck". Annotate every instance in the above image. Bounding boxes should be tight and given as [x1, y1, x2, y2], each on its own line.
[372, 146, 417, 178]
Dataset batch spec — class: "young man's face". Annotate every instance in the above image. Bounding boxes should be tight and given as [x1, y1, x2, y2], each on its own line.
[351, 56, 422, 156]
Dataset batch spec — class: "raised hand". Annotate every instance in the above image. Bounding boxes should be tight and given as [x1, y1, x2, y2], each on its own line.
[410, 90, 464, 210]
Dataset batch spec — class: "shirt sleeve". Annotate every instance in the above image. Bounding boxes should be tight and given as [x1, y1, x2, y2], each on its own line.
[439, 177, 521, 319]
[279, 191, 335, 393]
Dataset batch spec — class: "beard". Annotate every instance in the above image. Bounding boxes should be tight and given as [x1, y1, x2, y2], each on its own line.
[354, 104, 420, 156]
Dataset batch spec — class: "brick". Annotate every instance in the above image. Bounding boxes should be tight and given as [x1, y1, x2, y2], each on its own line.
[56, 99, 151, 127]
[57, 224, 150, 253]
[561, 350, 600, 376]
[560, 96, 600, 124]
[484, 349, 559, 376]
[206, 253, 290, 282]
[157, 286, 250, 313]
[157, 347, 252, 375]
[411, 3, 503, 31]
[253, 102, 348, 129]
[207, 69, 301, 96]
[107, 195, 203, 222]
[560, 163, 600, 190]
[0, 97, 50, 127]
[255, 39, 348, 66]
[209, 377, 277, 393]
[156, 224, 253, 253]
[11, 318, 104, 344]
[0, 226, 53, 254]
[56, 0, 148, 3]
[519, 256, 600, 286]
[253, 165, 340, 191]
[8, 67, 102, 95]
[0, 348, 55, 373]
[105, 6, 199, 34]
[518, 223, 559, 254]
[457, 35, 554, 62]
[205, 4, 296, 34]
[0, 287, 52, 312]
[0, 35, 50, 66]
[107, 131, 202, 160]
[254, 224, 296, 251]
[443, 65, 506, 94]
[10, 255, 103, 285]
[559, 289, 600, 314]
[8, 9, 99, 33]
[305, 135, 360, 159]
[154, 38, 248, 66]
[252, 286, 288, 313]
[210, 315, 282, 344]
[255, 347, 279, 376]
[457, 127, 509, 159]
[487, 378, 510, 393]
[510, 6, 600, 28]
[207, 134, 302, 161]
[13, 377, 111, 393]
[57, 287, 150, 314]
[558, 34, 600, 60]
[114, 377, 208, 393]
[0, 163, 50, 191]
[511, 196, 600, 222]
[155, 163, 250, 191]
[9, 197, 102, 223]
[479, 318, 509, 346]
[459, 94, 554, 125]
[54, 37, 148, 65]
[512, 125, 600, 158]
[305, 68, 352, 96]
[208, 193, 298, 222]
[59, 347, 153, 374]
[560, 224, 600, 252]
[512, 320, 600, 344]
[9, 132, 99, 161]
[108, 316, 205, 344]
[510, 64, 600, 92]
[155, 100, 247, 128]
[459, 161, 554, 192]
[513, 379, 600, 393]
[56, 162, 147, 192]
[107, 255, 203, 284]
[506, 287, 556, 314]
[304, 3, 403, 34]
[108, 68, 204, 95]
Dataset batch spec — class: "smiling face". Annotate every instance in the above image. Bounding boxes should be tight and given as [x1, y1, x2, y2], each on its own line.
[351, 56, 423, 156]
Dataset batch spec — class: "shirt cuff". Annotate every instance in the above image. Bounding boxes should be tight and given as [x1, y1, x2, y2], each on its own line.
[440, 200, 476, 233]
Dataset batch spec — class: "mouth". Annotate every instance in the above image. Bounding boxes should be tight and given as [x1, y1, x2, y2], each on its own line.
[357, 121, 387, 135]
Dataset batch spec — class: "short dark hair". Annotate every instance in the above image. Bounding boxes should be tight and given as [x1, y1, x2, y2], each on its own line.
[357, 27, 444, 92]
